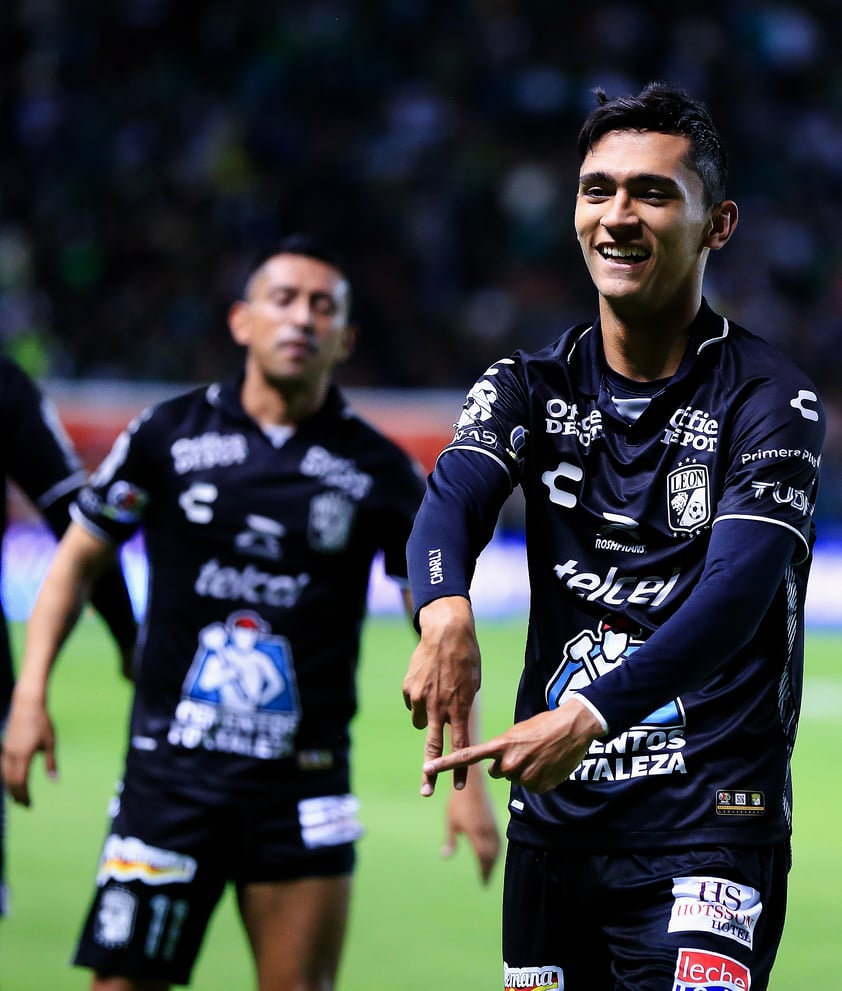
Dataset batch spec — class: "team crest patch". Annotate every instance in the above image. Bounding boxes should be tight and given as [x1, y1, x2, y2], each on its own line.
[94, 886, 138, 948]
[667, 462, 710, 533]
[308, 491, 355, 552]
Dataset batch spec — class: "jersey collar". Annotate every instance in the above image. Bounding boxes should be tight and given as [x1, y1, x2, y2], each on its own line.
[207, 374, 349, 430]
[569, 298, 729, 398]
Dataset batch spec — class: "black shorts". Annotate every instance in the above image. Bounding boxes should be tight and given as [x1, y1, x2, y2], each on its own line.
[502, 839, 789, 991]
[73, 763, 360, 985]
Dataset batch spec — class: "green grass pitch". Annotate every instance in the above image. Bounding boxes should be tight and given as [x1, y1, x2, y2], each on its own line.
[3, 616, 840, 989]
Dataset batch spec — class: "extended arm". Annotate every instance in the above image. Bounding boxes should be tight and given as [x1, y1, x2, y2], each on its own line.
[402, 451, 510, 796]
[42, 496, 136, 679]
[578, 517, 797, 732]
[424, 517, 797, 791]
[2, 522, 116, 806]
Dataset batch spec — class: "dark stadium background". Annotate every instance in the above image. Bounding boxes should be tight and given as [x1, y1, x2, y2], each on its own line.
[1, 0, 840, 530]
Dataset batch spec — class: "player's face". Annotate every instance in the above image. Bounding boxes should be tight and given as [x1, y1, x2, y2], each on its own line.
[575, 130, 725, 321]
[229, 253, 354, 386]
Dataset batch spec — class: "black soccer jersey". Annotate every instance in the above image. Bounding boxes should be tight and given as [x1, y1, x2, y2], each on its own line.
[409, 301, 825, 850]
[72, 378, 424, 789]
[0, 356, 87, 715]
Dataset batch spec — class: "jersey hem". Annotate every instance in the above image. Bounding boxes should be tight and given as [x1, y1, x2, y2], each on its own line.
[506, 819, 790, 851]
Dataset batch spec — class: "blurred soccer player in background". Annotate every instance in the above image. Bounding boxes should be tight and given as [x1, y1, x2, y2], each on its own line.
[2, 235, 499, 991]
[0, 355, 136, 917]
[403, 83, 824, 990]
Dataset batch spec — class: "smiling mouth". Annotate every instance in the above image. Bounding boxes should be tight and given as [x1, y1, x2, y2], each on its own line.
[597, 244, 650, 262]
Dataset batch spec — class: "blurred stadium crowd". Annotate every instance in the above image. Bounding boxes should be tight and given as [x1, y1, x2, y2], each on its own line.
[1, 0, 841, 521]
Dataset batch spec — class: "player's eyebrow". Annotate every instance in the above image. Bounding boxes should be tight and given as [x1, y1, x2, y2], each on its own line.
[578, 170, 681, 191]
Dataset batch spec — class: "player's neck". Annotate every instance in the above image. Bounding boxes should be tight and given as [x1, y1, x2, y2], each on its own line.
[240, 371, 329, 428]
[598, 297, 698, 382]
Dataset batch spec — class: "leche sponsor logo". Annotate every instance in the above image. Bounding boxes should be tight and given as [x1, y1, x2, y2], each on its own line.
[669, 876, 762, 950]
[672, 947, 751, 991]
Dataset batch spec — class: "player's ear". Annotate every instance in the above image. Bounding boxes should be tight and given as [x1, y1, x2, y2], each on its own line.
[228, 300, 252, 347]
[338, 322, 358, 362]
[704, 200, 738, 250]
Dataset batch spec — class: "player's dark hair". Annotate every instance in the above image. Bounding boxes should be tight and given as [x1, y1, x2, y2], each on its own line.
[577, 81, 728, 206]
[245, 233, 352, 303]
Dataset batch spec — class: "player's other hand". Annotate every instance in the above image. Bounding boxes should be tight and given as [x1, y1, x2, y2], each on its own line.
[424, 701, 603, 794]
[402, 596, 481, 796]
[1, 694, 57, 807]
[444, 768, 501, 884]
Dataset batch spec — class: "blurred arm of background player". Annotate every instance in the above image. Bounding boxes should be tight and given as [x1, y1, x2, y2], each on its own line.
[400, 587, 500, 884]
[2, 358, 137, 677]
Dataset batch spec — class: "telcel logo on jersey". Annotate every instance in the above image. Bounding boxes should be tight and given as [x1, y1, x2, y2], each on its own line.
[672, 948, 750, 991]
[662, 406, 719, 452]
[504, 962, 564, 990]
[553, 560, 680, 608]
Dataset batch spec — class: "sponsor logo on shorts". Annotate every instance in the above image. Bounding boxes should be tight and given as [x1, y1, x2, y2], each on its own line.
[96, 835, 197, 887]
[94, 886, 138, 948]
[298, 795, 363, 849]
[672, 947, 751, 990]
[669, 876, 762, 949]
[503, 962, 564, 990]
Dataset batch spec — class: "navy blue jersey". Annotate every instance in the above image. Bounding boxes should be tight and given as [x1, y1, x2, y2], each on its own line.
[0, 356, 87, 714]
[72, 378, 424, 789]
[409, 301, 824, 850]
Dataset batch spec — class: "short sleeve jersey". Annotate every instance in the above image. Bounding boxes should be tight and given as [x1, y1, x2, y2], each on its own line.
[0, 357, 86, 715]
[435, 302, 824, 850]
[72, 378, 424, 789]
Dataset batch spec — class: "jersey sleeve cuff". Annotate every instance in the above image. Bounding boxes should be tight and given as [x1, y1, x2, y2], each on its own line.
[572, 693, 609, 734]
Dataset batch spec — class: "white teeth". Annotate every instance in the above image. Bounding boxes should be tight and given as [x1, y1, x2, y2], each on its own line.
[599, 245, 647, 260]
